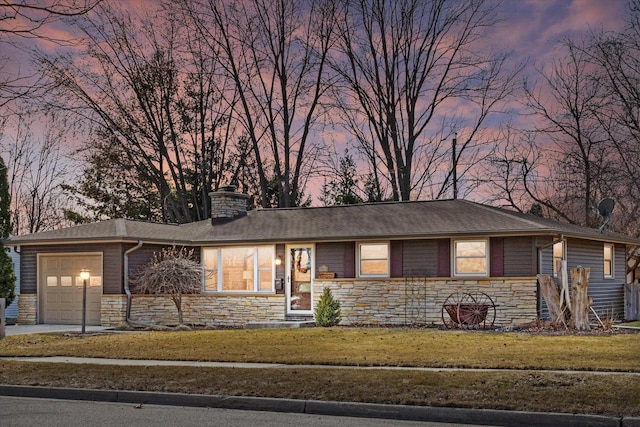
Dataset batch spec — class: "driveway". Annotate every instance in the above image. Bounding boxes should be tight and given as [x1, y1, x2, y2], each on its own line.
[3, 324, 112, 336]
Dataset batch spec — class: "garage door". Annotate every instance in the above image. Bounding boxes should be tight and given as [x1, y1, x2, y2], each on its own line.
[40, 254, 103, 325]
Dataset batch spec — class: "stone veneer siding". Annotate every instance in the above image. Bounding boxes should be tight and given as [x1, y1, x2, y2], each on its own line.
[313, 277, 538, 327]
[101, 295, 128, 326]
[22, 278, 537, 327]
[17, 294, 37, 325]
[127, 294, 286, 326]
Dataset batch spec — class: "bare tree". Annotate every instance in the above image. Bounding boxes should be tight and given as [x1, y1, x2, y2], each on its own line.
[1, 0, 100, 39]
[519, 39, 609, 227]
[584, 1, 640, 237]
[331, 0, 519, 201]
[179, 0, 338, 207]
[39, 2, 245, 223]
[0, 1, 101, 107]
[0, 111, 72, 234]
[130, 247, 202, 326]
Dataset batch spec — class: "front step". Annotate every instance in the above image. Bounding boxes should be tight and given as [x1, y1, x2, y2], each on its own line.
[243, 320, 316, 329]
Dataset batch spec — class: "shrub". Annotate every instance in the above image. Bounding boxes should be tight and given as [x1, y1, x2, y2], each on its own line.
[314, 287, 341, 327]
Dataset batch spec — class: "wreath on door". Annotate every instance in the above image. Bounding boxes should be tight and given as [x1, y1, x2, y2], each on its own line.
[294, 249, 311, 273]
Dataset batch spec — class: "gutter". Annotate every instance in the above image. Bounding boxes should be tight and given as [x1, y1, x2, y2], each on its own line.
[124, 241, 144, 322]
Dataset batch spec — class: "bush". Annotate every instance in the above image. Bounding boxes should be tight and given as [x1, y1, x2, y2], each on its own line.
[0, 248, 16, 308]
[314, 287, 341, 327]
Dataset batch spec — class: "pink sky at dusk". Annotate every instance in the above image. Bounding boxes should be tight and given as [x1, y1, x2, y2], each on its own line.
[0, 0, 631, 205]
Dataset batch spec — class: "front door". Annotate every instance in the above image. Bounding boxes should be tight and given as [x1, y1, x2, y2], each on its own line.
[286, 245, 314, 315]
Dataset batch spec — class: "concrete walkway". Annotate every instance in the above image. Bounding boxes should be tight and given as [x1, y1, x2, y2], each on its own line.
[4, 324, 113, 336]
[3, 356, 640, 378]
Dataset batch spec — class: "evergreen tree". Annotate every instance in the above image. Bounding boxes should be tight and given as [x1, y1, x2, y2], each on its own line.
[0, 156, 16, 307]
[314, 287, 342, 327]
[320, 151, 364, 206]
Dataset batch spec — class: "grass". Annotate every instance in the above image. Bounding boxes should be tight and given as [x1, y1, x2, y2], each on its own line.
[1, 328, 638, 371]
[0, 361, 638, 416]
[1, 328, 639, 416]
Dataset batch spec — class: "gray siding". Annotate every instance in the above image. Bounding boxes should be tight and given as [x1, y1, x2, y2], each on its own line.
[566, 239, 625, 318]
[537, 236, 555, 276]
[402, 239, 438, 277]
[316, 242, 346, 278]
[20, 243, 125, 295]
[127, 244, 166, 277]
[503, 236, 537, 277]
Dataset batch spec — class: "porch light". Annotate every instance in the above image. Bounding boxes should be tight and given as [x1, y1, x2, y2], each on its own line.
[275, 256, 283, 266]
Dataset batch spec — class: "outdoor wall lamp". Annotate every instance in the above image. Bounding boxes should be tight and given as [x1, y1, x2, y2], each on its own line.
[275, 256, 282, 266]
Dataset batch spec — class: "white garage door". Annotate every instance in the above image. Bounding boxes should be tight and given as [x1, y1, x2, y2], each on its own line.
[40, 254, 103, 325]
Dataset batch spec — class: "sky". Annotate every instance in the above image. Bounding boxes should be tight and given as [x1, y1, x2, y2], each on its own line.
[0, 0, 632, 207]
[1, 0, 628, 93]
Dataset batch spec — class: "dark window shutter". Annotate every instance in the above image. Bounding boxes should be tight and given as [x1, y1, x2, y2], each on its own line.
[390, 240, 403, 277]
[437, 238, 450, 277]
[343, 242, 356, 278]
[490, 237, 504, 277]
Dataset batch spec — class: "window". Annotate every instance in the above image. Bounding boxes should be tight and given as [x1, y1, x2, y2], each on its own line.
[552, 241, 564, 278]
[202, 246, 275, 292]
[358, 242, 389, 277]
[603, 243, 614, 279]
[453, 240, 488, 276]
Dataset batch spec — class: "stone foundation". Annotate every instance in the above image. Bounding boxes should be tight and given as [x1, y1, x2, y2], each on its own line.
[23, 277, 538, 327]
[17, 294, 37, 325]
[101, 295, 128, 327]
[128, 293, 286, 326]
[314, 277, 538, 327]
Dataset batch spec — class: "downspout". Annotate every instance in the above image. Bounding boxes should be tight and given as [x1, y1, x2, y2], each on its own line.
[537, 234, 565, 275]
[536, 234, 565, 318]
[124, 241, 143, 322]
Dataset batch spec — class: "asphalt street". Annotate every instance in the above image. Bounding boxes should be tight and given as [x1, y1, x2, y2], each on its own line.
[0, 396, 489, 427]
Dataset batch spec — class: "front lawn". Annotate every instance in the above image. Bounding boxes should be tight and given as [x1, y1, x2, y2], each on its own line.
[1, 328, 638, 372]
[1, 328, 639, 416]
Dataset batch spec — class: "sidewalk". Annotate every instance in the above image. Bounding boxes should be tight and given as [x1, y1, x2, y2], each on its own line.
[3, 356, 640, 377]
[3, 324, 112, 336]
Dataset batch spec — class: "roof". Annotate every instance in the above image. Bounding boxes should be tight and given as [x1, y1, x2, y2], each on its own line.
[7, 199, 640, 246]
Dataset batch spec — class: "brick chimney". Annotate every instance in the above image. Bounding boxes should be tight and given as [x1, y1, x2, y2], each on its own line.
[209, 185, 249, 224]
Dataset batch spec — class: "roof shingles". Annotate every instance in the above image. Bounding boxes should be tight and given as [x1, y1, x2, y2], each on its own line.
[8, 200, 640, 246]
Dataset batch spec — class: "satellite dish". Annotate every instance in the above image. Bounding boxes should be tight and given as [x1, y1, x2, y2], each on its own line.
[597, 198, 615, 233]
[598, 198, 615, 218]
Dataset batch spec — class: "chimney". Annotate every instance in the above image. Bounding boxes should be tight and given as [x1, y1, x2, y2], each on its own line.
[209, 185, 249, 224]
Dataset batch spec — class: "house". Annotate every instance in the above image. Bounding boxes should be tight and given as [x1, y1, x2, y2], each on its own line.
[7, 186, 640, 327]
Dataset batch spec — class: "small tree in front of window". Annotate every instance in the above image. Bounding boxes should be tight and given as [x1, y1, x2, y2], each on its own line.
[314, 287, 342, 327]
[131, 247, 201, 326]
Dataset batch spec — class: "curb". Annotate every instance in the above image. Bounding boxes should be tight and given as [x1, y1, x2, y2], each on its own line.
[1, 384, 638, 427]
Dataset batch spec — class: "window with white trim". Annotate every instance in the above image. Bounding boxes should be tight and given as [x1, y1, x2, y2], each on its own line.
[453, 240, 488, 276]
[603, 243, 614, 279]
[552, 241, 564, 278]
[358, 242, 389, 277]
[202, 246, 275, 292]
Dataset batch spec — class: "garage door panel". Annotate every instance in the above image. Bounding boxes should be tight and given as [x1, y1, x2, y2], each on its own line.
[40, 255, 103, 326]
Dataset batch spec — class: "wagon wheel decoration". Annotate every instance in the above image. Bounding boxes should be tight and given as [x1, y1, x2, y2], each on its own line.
[441, 291, 496, 329]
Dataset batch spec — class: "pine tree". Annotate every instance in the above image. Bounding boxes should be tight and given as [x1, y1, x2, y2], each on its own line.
[314, 287, 342, 327]
[0, 155, 16, 307]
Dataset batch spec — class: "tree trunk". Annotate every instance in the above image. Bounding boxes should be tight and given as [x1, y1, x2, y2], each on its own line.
[557, 260, 571, 314]
[570, 267, 591, 330]
[537, 274, 565, 326]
